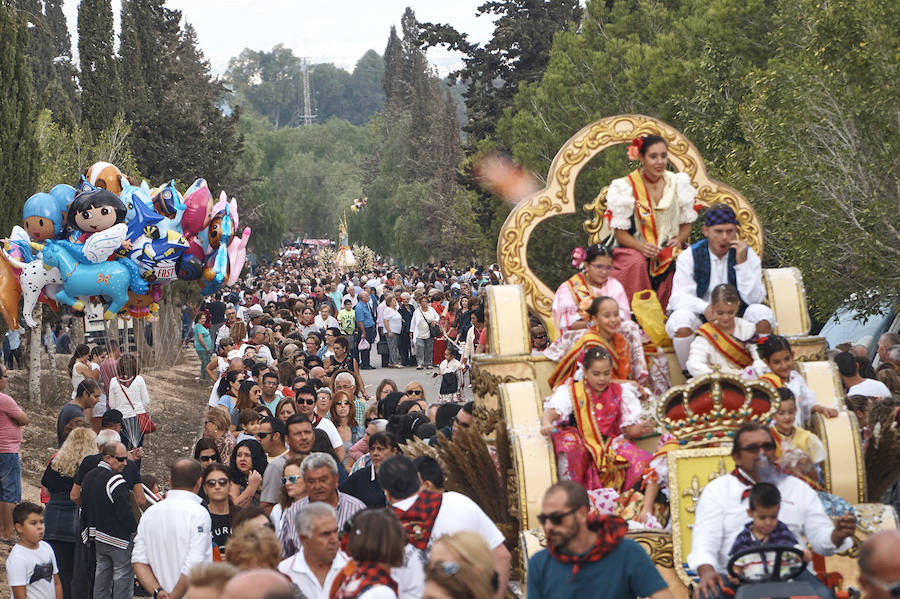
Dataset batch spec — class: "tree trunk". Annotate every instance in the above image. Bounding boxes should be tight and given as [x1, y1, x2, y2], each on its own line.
[28, 310, 41, 404]
[71, 313, 84, 346]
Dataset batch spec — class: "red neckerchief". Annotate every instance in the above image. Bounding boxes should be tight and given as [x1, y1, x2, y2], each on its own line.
[546, 512, 628, 576]
[392, 491, 443, 550]
[333, 560, 397, 599]
[731, 468, 756, 500]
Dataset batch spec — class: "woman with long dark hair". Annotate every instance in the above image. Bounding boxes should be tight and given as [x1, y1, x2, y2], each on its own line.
[228, 439, 267, 507]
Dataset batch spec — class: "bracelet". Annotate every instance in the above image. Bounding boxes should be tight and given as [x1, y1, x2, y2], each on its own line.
[153, 587, 163, 599]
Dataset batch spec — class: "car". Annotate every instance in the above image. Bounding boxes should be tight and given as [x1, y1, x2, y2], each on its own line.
[819, 303, 899, 364]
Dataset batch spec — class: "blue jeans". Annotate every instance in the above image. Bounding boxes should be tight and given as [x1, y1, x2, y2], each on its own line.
[94, 540, 133, 599]
[0, 453, 22, 503]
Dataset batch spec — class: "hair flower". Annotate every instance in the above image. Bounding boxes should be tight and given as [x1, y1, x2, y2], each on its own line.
[626, 137, 644, 161]
[571, 246, 587, 269]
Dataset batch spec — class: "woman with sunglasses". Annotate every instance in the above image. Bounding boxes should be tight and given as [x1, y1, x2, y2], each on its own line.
[228, 439, 268, 507]
[193, 438, 222, 466]
[202, 463, 238, 561]
[404, 382, 426, 404]
[330, 391, 365, 469]
[269, 456, 306, 546]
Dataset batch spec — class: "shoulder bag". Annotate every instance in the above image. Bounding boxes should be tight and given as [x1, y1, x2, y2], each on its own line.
[120, 381, 157, 434]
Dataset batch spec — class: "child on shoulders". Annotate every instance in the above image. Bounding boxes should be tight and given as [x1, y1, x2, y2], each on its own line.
[5, 501, 62, 599]
[686, 284, 764, 378]
[728, 482, 810, 583]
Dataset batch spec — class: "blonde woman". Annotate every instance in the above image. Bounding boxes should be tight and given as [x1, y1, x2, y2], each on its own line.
[428, 531, 497, 597]
[42, 426, 97, 597]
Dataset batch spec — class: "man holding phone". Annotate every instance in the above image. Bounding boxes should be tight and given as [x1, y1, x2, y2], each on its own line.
[665, 204, 776, 369]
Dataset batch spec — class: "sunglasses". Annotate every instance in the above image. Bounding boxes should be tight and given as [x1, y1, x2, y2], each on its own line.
[740, 442, 776, 453]
[537, 506, 578, 526]
[335, 401, 351, 406]
[407, 389, 422, 396]
[256, 431, 273, 439]
[299, 398, 316, 405]
[205, 478, 229, 488]
[199, 455, 216, 462]
[281, 474, 301, 485]
[110, 456, 127, 463]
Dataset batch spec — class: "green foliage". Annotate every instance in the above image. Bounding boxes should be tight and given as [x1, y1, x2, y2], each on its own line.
[226, 45, 384, 128]
[236, 113, 371, 256]
[496, 0, 897, 315]
[738, 0, 900, 316]
[34, 109, 138, 191]
[0, 0, 39, 236]
[78, 0, 120, 133]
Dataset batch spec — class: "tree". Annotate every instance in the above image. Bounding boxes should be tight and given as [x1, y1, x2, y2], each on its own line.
[225, 45, 303, 128]
[738, 0, 900, 317]
[0, 0, 39, 236]
[78, 0, 120, 133]
[420, 0, 582, 141]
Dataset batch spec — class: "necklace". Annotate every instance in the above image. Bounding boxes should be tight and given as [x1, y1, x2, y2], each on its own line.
[641, 170, 662, 184]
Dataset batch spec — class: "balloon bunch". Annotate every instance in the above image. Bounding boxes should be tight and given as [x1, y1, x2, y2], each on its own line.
[0, 162, 251, 328]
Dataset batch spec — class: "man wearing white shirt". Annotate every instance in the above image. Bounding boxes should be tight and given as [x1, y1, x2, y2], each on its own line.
[689, 422, 856, 599]
[379, 455, 511, 599]
[834, 352, 893, 399]
[666, 205, 776, 369]
[133, 458, 212, 599]
[278, 502, 347, 599]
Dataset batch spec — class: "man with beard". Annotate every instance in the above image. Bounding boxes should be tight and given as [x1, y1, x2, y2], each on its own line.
[527, 480, 671, 599]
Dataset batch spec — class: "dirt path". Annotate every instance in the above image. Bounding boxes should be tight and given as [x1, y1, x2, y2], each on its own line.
[0, 344, 210, 589]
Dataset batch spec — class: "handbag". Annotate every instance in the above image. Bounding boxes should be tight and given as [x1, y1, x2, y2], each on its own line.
[376, 339, 388, 355]
[120, 381, 157, 434]
[421, 308, 442, 339]
[358, 337, 370, 351]
[439, 372, 459, 395]
[631, 289, 671, 348]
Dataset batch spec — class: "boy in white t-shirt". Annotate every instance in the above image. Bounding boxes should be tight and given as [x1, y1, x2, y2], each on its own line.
[5, 501, 61, 599]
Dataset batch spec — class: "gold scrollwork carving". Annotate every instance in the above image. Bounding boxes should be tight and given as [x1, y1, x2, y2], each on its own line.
[497, 114, 763, 338]
[628, 531, 675, 568]
[470, 367, 528, 399]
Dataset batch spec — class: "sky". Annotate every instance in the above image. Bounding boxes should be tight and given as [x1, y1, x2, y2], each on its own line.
[62, 0, 496, 75]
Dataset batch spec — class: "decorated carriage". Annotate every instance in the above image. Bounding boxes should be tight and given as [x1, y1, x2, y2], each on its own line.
[459, 116, 896, 597]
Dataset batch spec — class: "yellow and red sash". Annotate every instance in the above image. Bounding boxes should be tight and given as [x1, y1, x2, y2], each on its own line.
[570, 380, 626, 490]
[760, 372, 785, 389]
[566, 272, 596, 307]
[696, 322, 753, 369]
[548, 332, 629, 389]
[770, 427, 821, 490]
[627, 169, 682, 277]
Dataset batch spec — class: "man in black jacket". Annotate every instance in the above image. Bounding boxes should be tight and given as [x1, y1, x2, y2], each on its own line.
[80, 441, 136, 599]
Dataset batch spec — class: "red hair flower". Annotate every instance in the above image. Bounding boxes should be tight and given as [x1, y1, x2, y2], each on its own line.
[626, 137, 644, 161]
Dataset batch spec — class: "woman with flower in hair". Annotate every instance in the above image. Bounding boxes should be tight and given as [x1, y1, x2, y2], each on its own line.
[606, 134, 699, 308]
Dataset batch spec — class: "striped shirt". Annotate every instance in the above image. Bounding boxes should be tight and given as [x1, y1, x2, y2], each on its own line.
[280, 492, 365, 557]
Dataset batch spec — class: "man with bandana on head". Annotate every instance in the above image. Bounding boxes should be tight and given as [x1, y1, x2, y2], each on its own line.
[666, 204, 775, 370]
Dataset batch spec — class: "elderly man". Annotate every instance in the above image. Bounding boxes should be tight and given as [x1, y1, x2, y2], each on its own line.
[380, 455, 511, 599]
[133, 459, 211, 599]
[80, 442, 136, 599]
[354, 291, 377, 370]
[334, 371, 368, 422]
[215, 305, 238, 348]
[877, 333, 900, 371]
[280, 453, 364, 558]
[240, 325, 275, 366]
[689, 422, 856, 599]
[277, 503, 347, 599]
[666, 204, 776, 369]
[858, 530, 900, 599]
[528, 481, 672, 599]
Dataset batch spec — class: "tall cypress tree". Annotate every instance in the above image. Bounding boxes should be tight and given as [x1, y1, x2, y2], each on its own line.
[79, 0, 120, 133]
[0, 1, 39, 235]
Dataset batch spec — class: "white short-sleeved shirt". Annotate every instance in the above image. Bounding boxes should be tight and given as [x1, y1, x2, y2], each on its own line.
[315, 417, 343, 449]
[278, 550, 349, 599]
[545, 382, 643, 428]
[6, 541, 58, 599]
[847, 378, 892, 399]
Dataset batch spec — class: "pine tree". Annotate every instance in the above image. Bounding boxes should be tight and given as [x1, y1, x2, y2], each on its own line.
[78, 0, 120, 133]
[0, 1, 39, 236]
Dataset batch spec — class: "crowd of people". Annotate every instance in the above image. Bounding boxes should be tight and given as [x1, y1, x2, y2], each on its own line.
[2, 134, 900, 598]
